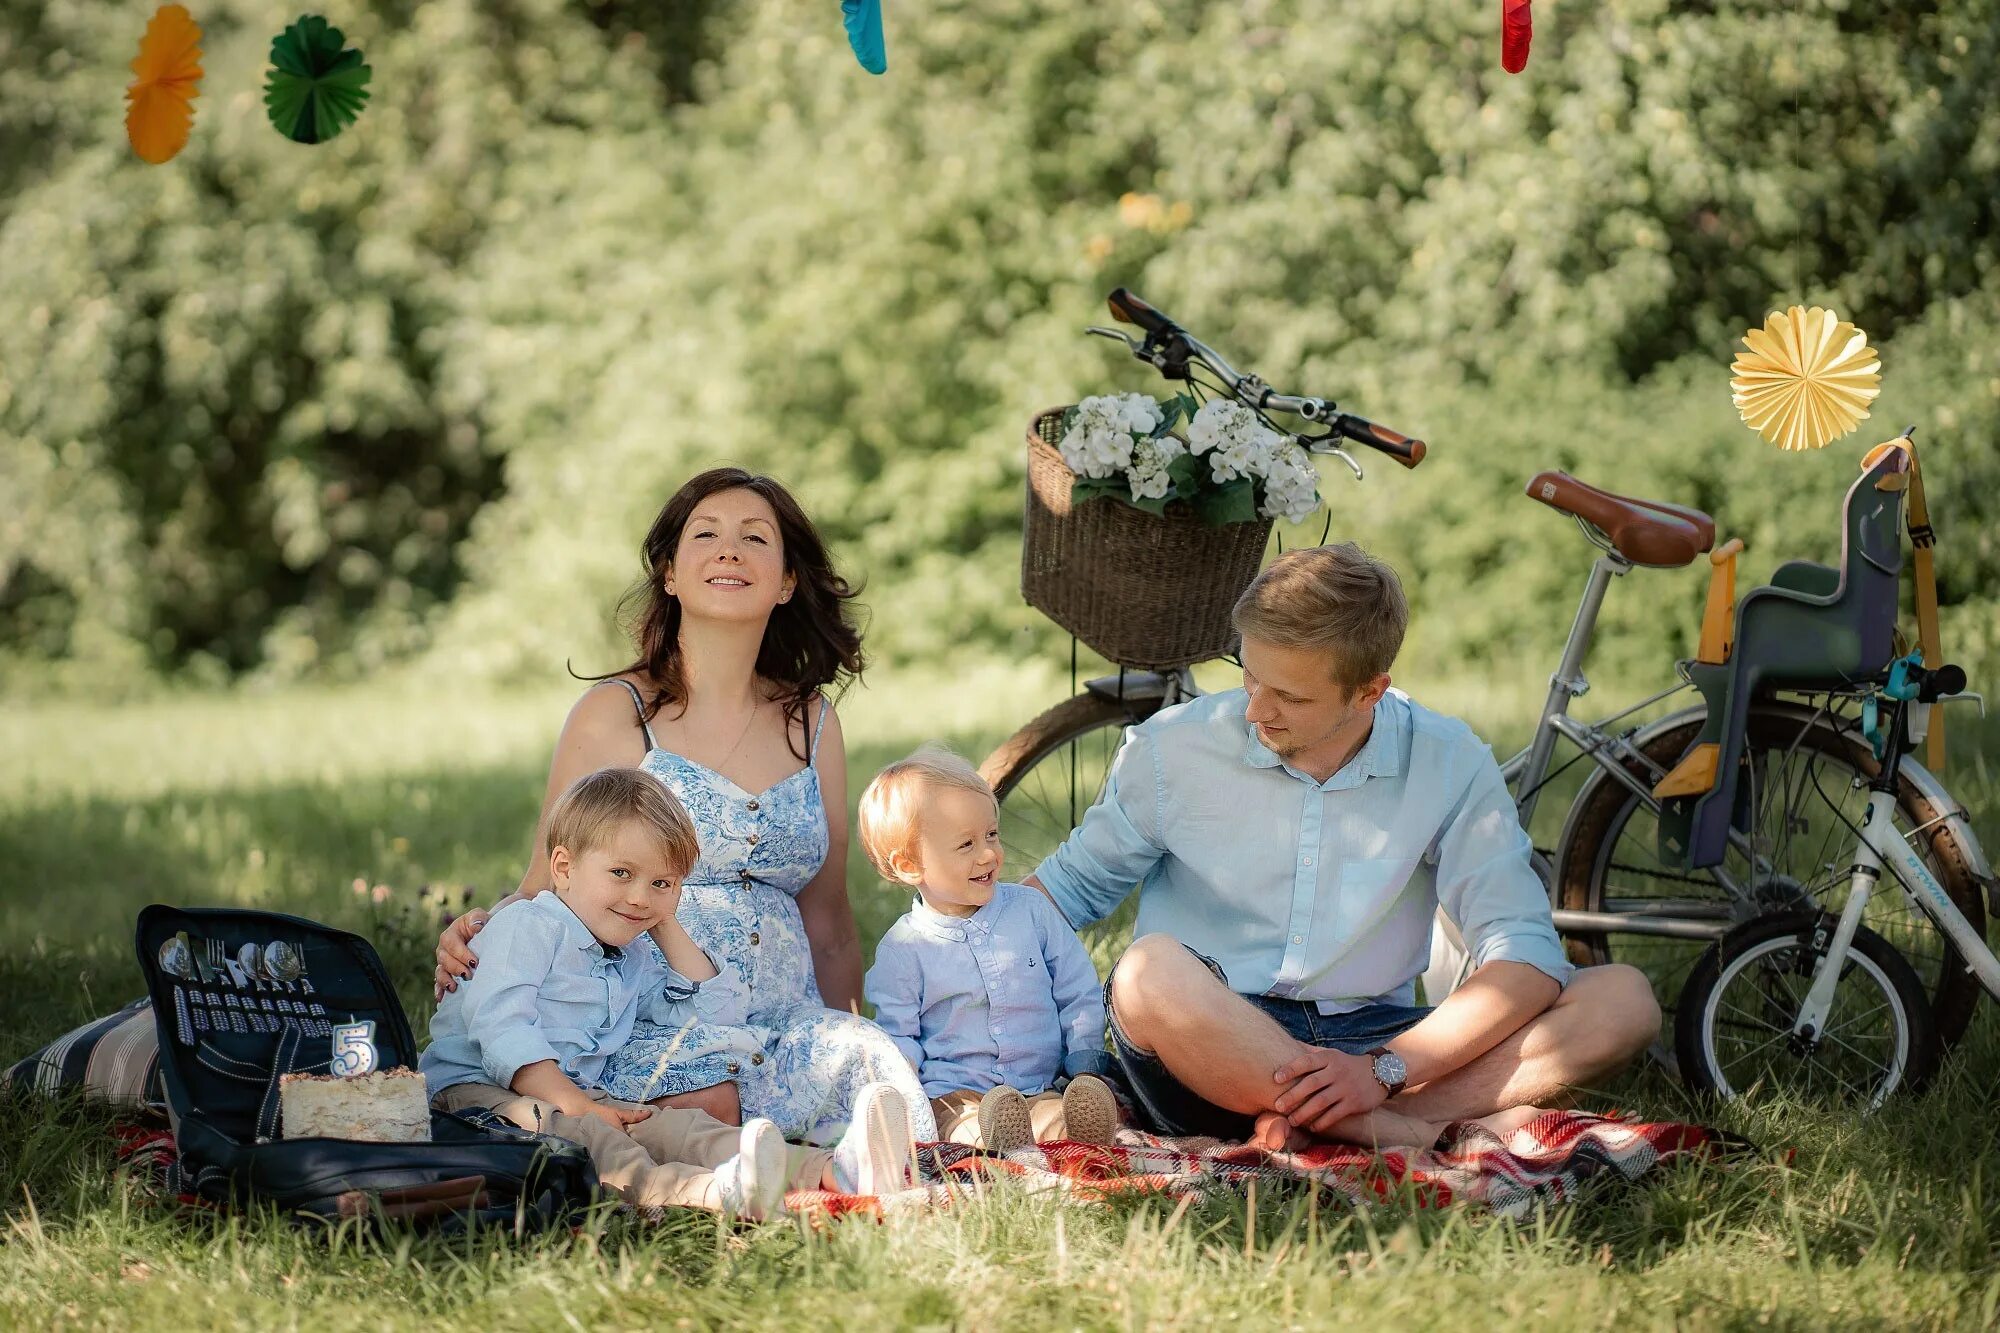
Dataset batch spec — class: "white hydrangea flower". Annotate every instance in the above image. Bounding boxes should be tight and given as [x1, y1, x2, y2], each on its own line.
[1129, 464, 1173, 501]
[1060, 394, 1166, 480]
[1124, 436, 1181, 500]
[1107, 393, 1162, 437]
[1257, 442, 1322, 523]
[1186, 398, 1250, 457]
[1209, 420, 1283, 484]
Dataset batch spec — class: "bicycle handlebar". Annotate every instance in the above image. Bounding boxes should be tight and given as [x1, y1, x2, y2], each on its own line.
[1103, 288, 1427, 469]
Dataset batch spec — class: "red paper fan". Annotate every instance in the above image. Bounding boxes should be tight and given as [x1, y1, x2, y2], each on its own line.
[1501, 0, 1532, 74]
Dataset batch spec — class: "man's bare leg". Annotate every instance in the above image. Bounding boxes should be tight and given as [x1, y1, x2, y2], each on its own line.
[1108, 935, 1321, 1126]
[1113, 935, 1658, 1150]
[1315, 964, 1658, 1145]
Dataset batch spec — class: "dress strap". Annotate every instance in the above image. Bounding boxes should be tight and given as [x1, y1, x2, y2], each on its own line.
[809, 695, 830, 763]
[603, 678, 659, 753]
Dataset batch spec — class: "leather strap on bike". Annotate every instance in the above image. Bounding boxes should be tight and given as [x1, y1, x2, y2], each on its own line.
[1907, 442, 1946, 770]
[1866, 434, 1945, 769]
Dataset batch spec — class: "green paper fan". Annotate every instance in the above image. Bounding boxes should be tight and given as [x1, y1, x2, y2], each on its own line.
[263, 14, 371, 144]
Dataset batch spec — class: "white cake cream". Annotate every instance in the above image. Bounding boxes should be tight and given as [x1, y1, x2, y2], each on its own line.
[279, 1068, 431, 1142]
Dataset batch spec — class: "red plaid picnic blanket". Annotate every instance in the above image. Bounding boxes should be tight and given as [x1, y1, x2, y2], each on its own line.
[116, 1110, 1744, 1223]
[788, 1109, 1746, 1221]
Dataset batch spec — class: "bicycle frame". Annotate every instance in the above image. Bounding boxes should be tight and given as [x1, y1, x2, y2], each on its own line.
[1492, 543, 1733, 941]
[1792, 767, 2000, 1049]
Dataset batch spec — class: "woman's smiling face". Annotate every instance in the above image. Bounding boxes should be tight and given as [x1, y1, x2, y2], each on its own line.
[667, 487, 796, 624]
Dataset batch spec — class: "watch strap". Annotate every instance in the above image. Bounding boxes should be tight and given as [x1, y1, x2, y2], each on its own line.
[1366, 1045, 1407, 1097]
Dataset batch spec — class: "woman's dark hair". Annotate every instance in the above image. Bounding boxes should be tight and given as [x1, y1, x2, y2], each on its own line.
[580, 468, 865, 759]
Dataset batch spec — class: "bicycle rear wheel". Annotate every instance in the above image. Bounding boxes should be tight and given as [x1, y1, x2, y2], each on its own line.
[1557, 707, 1987, 1047]
[980, 691, 1165, 959]
[981, 691, 1163, 873]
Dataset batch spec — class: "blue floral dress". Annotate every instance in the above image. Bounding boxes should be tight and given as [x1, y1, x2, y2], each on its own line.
[595, 681, 937, 1145]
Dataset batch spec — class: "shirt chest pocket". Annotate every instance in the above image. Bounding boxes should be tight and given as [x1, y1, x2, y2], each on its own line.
[1329, 856, 1421, 937]
[539, 965, 615, 1018]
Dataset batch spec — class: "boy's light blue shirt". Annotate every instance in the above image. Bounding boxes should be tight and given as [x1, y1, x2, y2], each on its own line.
[865, 881, 1115, 1099]
[1032, 688, 1574, 1014]
[421, 892, 746, 1097]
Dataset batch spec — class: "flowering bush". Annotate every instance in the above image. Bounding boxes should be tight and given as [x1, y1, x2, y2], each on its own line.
[1056, 393, 1323, 526]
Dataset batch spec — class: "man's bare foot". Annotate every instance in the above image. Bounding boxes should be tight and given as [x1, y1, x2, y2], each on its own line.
[1321, 1104, 1443, 1150]
[1250, 1110, 1314, 1153]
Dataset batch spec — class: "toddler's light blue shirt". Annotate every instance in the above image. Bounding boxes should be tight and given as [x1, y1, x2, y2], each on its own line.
[865, 881, 1115, 1099]
[421, 892, 745, 1097]
[1032, 688, 1574, 1014]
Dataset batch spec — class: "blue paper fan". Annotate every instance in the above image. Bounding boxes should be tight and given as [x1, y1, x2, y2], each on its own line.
[841, 0, 885, 75]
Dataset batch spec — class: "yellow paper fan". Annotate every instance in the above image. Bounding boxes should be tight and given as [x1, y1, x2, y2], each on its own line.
[126, 4, 204, 165]
[1730, 305, 1881, 451]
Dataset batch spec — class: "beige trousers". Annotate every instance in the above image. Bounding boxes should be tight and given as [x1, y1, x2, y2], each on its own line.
[434, 1082, 830, 1212]
[930, 1088, 1069, 1148]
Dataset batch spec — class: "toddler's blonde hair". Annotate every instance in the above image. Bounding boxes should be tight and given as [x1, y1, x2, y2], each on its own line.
[546, 767, 701, 880]
[856, 743, 996, 882]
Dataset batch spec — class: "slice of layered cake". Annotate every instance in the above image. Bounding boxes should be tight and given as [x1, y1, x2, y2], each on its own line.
[279, 1067, 431, 1142]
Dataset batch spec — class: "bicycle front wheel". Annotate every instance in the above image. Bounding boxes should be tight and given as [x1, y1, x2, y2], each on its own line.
[1675, 912, 1936, 1108]
[1556, 707, 1987, 1047]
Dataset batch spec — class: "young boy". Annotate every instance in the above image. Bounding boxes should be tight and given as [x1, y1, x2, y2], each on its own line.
[422, 767, 914, 1216]
[860, 745, 1121, 1152]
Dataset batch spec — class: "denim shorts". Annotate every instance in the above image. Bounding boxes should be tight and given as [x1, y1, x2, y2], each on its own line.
[1104, 944, 1432, 1139]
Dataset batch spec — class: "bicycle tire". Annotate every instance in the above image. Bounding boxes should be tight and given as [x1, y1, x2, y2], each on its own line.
[1675, 911, 1937, 1105]
[1557, 708, 1986, 1046]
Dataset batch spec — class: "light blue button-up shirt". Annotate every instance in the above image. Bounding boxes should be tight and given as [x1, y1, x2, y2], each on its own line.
[421, 892, 744, 1097]
[865, 881, 1116, 1099]
[1033, 688, 1573, 1014]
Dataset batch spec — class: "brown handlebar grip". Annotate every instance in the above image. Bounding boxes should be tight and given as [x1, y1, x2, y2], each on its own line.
[1106, 287, 1174, 336]
[1340, 416, 1427, 469]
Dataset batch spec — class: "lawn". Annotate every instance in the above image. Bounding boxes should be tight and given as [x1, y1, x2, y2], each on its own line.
[4, 670, 1999, 1330]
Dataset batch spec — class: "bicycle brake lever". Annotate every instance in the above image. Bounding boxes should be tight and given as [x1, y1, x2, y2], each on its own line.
[1085, 325, 1145, 355]
[1938, 690, 1987, 718]
[1322, 444, 1364, 481]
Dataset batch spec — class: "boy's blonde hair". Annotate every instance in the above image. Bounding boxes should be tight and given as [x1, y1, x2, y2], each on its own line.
[857, 743, 995, 882]
[546, 767, 701, 879]
[1231, 542, 1409, 693]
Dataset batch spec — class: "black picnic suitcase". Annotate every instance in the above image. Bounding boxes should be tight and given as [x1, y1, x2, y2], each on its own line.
[135, 903, 597, 1230]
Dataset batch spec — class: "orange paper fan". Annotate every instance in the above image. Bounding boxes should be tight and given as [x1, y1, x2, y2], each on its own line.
[1730, 305, 1881, 452]
[127, 5, 204, 164]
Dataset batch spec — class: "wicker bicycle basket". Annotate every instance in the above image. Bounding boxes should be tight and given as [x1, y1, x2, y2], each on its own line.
[1021, 407, 1274, 671]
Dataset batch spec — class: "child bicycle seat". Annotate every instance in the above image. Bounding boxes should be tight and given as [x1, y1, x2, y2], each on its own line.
[1655, 442, 1913, 869]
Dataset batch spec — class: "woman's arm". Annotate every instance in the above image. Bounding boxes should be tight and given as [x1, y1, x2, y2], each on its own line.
[795, 702, 865, 1012]
[434, 683, 651, 997]
[517, 683, 654, 897]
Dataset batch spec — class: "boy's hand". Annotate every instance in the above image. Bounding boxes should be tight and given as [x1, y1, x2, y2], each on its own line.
[576, 1101, 654, 1132]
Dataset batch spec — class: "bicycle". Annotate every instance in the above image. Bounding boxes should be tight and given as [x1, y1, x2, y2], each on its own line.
[1674, 653, 1998, 1107]
[983, 291, 1996, 1052]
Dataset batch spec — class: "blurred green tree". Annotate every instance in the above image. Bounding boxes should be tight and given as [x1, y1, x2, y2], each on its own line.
[3, 0, 1995, 691]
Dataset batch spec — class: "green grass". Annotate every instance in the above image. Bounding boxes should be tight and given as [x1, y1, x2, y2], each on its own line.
[5, 672, 2000, 1330]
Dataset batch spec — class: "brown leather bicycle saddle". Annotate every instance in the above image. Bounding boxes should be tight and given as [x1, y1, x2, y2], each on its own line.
[1525, 471, 1716, 568]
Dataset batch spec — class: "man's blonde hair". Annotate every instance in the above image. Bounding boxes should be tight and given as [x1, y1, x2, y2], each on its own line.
[1231, 543, 1409, 693]
[546, 767, 701, 880]
[856, 743, 996, 882]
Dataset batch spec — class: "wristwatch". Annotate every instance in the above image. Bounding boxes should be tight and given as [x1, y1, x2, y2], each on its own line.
[1366, 1046, 1408, 1098]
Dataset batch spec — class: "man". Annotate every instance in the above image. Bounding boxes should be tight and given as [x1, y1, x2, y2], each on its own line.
[1025, 544, 1659, 1149]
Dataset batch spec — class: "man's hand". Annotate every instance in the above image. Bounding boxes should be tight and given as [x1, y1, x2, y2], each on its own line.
[1271, 1046, 1388, 1133]
[433, 909, 489, 1000]
[574, 1100, 653, 1133]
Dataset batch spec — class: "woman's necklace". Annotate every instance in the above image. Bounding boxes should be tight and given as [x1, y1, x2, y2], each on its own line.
[712, 694, 762, 772]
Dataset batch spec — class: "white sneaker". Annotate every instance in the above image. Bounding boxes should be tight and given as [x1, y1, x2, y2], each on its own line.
[713, 1117, 789, 1221]
[830, 1082, 915, 1196]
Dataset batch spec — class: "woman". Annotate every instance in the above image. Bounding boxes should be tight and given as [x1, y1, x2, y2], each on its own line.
[434, 468, 937, 1145]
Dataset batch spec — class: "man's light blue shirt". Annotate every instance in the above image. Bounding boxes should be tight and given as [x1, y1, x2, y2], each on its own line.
[1032, 688, 1573, 1014]
[421, 892, 744, 1096]
[865, 881, 1116, 1099]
